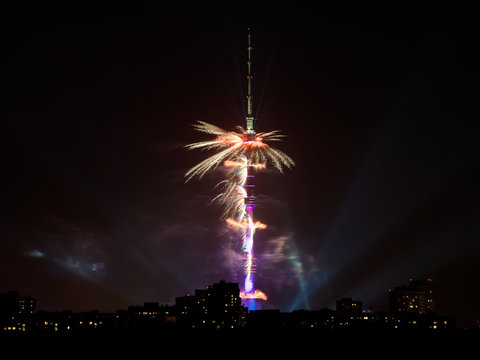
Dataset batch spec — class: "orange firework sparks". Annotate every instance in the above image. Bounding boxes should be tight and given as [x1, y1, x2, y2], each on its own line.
[240, 289, 268, 301]
[226, 218, 267, 230]
[254, 221, 267, 229]
[224, 160, 247, 167]
[224, 160, 266, 169]
[243, 137, 268, 148]
[251, 163, 266, 169]
[225, 217, 245, 229]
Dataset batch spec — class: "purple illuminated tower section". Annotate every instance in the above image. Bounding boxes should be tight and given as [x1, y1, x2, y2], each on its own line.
[244, 174, 256, 295]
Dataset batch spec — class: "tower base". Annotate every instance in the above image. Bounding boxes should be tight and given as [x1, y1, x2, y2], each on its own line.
[243, 297, 261, 311]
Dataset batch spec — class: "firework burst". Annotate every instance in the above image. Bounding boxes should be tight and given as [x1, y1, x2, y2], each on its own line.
[184, 121, 295, 182]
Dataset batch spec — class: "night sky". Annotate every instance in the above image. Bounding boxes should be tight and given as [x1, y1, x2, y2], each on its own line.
[1, 3, 479, 326]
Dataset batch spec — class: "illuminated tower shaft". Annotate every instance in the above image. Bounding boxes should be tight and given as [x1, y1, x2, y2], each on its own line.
[244, 28, 256, 296]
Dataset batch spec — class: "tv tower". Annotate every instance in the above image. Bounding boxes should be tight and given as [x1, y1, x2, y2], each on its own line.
[241, 28, 262, 306]
[184, 27, 294, 310]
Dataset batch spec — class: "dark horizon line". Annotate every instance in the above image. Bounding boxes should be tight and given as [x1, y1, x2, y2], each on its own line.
[0, 278, 453, 316]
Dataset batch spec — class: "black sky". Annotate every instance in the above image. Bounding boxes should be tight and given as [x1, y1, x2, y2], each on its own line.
[1, 2, 479, 326]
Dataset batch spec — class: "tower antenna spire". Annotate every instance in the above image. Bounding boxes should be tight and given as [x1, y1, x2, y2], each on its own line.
[246, 28, 254, 133]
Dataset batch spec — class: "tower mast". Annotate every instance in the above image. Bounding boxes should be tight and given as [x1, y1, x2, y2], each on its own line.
[246, 28, 254, 133]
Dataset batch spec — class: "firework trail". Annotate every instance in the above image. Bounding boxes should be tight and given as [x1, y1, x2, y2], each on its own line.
[184, 29, 294, 307]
